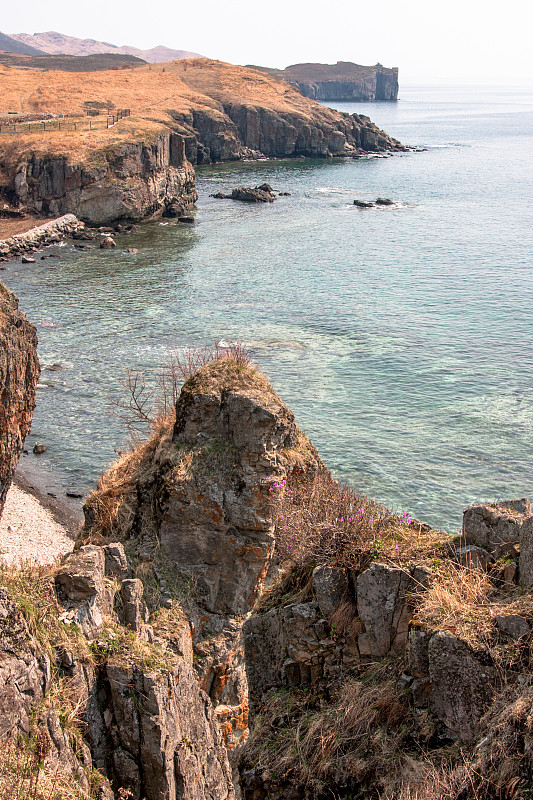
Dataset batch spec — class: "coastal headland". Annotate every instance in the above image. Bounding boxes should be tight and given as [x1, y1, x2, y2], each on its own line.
[248, 60, 399, 102]
[0, 58, 403, 227]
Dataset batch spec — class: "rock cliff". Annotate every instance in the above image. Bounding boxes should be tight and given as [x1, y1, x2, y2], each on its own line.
[0, 58, 403, 226]
[4, 351, 530, 798]
[249, 61, 399, 102]
[7, 133, 197, 225]
[0, 282, 39, 518]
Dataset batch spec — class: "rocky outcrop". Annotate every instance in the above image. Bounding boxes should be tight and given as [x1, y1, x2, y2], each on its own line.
[244, 562, 431, 706]
[0, 282, 39, 518]
[463, 498, 533, 586]
[6, 133, 197, 226]
[173, 103, 402, 164]
[211, 185, 276, 202]
[0, 213, 84, 259]
[248, 61, 399, 102]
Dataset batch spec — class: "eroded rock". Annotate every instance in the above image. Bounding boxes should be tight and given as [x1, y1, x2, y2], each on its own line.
[463, 499, 531, 557]
[0, 282, 39, 518]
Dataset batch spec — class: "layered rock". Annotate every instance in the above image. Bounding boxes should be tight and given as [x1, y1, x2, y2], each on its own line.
[83, 359, 324, 763]
[249, 61, 399, 102]
[10, 133, 197, 226]
[0, 282, 39, 518]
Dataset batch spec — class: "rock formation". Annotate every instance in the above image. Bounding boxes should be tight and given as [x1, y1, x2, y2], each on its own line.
[0, 282, 39, 518]
[8, 134, 197, 226]
[248, 61, 399, 102]
[3, 342, 532, 798]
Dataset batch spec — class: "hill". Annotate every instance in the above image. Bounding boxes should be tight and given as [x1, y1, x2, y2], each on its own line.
[0, 52, 145, 72]
[8, 31, 202, 62]
[0, 31, 43, 55]
[248, 60, 399, 101]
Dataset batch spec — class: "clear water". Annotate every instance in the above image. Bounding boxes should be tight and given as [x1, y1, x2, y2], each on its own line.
[3, 84, 533, 531]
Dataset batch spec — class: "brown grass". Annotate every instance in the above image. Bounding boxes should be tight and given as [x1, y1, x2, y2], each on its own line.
[0, 734, 91, 800]
[415, 561, 533, 652]
[244, 659, 442, 798]
[0, 57, 359, 169]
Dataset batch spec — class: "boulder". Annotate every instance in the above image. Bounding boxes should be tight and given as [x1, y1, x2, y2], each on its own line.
[120, 579, 148, 632]
[495, 614, 531, 639]
[463, 499, 531, 556]
[99, 236, 116, 249]
[104, 542, 129, 579]
[519, 517, 533, 587]
[353, 199, 374, 208]
[0, 283, 39, 518]
[356, 563, 414, 657]
[428, 631, 495, 742]
[55, 545, 114, 637]
[312, 566, 349, 616]
[375, 197, 394, 205]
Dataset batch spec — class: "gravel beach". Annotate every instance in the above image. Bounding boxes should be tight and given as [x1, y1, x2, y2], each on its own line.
[0, 479, 79, 566]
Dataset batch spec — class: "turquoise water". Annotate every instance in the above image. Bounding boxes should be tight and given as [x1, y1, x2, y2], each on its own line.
[3, 84, 533, 530]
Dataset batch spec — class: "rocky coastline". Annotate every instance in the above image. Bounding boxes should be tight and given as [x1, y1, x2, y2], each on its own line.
[1, 318, 532, 799]
[0, 58, 405, 227]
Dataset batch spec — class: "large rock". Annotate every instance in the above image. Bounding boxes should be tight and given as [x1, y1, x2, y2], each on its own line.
[428, 632, 495, 742]
[463, 499, 531, 557]
[356, 563, 419, 657]
[106, 660, 235, 800]
[150, 363, 322, 616]
[0, 283, 39, 518]
[55, 545, 115, 637]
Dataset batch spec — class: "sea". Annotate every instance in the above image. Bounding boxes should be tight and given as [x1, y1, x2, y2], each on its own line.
[3, 83, 533, 531]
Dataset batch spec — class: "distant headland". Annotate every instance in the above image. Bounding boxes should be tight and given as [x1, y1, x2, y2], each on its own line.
[247, 60, 399, 102]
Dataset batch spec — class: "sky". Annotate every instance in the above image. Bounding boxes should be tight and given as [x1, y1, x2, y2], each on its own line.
[4, 0, 533, 84]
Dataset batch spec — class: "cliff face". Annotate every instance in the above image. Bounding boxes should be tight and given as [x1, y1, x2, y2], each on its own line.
[0, 282, 39, 518]
[248, 61, 399, 102]
[2, 358, 533, 798]
[9, 133, 197, 225]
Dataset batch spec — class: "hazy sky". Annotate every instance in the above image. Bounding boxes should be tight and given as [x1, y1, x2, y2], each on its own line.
[5, 0, 533, 83]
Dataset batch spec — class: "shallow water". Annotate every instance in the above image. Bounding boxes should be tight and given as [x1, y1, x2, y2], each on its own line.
[4, 84, 533, 531]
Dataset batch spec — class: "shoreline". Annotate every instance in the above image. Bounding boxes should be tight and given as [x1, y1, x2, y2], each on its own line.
[13, 457, 84, 539]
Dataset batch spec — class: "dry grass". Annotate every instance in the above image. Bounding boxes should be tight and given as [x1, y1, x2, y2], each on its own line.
[415, 561, 533, 652]
[0, 733, 91, 800]
[0, 57, 363, 169]
[244, 659, 440, 798]
[82, 412, 174, 544]
[0, 561, 91, 663]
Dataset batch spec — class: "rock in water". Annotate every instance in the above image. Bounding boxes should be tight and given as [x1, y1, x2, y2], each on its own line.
[354, 199, 374, 208]
[99, 236, 116, 249]
[375, 197, 394, 205]
[0, 283, 39, 518]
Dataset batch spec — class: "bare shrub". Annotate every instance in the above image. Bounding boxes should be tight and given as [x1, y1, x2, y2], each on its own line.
[110, 341, 252, 442]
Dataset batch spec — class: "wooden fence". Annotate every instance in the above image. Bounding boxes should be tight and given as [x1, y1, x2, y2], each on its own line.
[0, 109, 131, 135]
